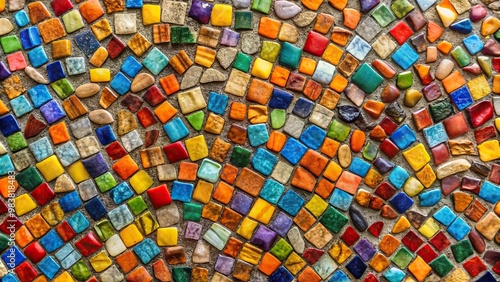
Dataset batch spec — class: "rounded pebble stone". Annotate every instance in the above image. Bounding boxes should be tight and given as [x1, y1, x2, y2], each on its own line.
[338, 144, 352, 168]
[241, 34, 261, 54]
[337, 105, 360, 123]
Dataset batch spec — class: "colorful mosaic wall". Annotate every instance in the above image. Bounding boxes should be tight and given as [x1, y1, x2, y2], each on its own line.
[0, 0, 499, 280]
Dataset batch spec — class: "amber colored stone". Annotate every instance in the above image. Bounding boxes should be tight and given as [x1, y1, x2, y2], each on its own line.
[465, 199, 487, 222]
[191, 267, 209, 282]
[234, 168, 265, 197]
[219, 164, 237, 185]
[379, 234, 400, 256]
[392, 216, 411, 233]
[38, 18, 66, 43]
[169, 50, 193, 74]
[116, 251, 138, 273]
[315, 179, 334, 199]
[291, 167, 316, 192]
[127, 33, 152, 56]
[328, 241, 352, 264]
[165, 246, 186, 265]
[369, 125, 386, 141]
[363, 100, 385, 119]
[227, 124, 247, 145]
[204, 113, 225, 134]
[247, 105, 268, 124]
[201, 201, 222, 221]
[153, 24, 171, 44]
[381, 84, 400, 103]
[246, 79, 273, 105]
[313, 13, 334, 34]
[453, 191, 473, 212]
[91, 19, 113, 41]
[354, 189, 370, 207]
[338, 53, 359, 77]
[209, 137, 230, 163]
[372, 59, 397, 79]
[370, 253, 390, 272]
[318, 88, 340, 110]
[195, 46, 216, 67]
[24, 113, 47, 139]
[369, 196, 384, 210]
[343, 8, 361, 29]
[25, 214, 51, 238]
[220, 208, 243, 231]
[294, 208, 316, 231]
[223, 237, 243, 258]
[126, 266, 152, 282]
[212, 182, 234, 204]
[100, 87, 118, 109]
[28, 2, 51, 24]
[52, 40, 72, 59]
[303, 79, 323, 101]
[380, 205, 398, 219]
[330, 27, 352, 46]
[102, 0, 124, 13]
[62, 96, 88, 120]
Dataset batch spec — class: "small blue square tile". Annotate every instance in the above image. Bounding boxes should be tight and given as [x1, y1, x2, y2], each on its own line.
[476, 271, 497, 282]
[259, 179, 284, 204]
[65, 57, 86, 75]
[40, 100, 66, 124]
[2, 273, 19, 282]
[55, 141, 80, 166]
[28, 136, 53, 162]
[171, 181, 194, 202]
[390, 124, 417, 149]
[462, 34, 484, 55]
[269, 266, 293, 282]
[110, 182, 134, 204]
[251, 148, 277, 176]
[59, 191, 82, 212]
[84, 198, 108, 221]
[10, 95, 33, 117]
[423, 123, 448, 148]
[345, 255, 367, 279]
[388, 166, 409, 189]
[81, 152, 109, 178]
[40, 230, 63, 252]
[27, 46, 49, 68]
[478, 181, 500, 204]
[108, 205, 134, 230]
[447, 217, 470, 241]
[329, 270, 350, 282]
[269, 88, 293, 109]
[384, 267, 406, 282]
[433, 206, 456, 226]
[110, 72, 131, 95]
[346, 35, 371, 61]
[1, 246, 25, 269]
[348, 157, 371, 177]
[121, 55, 143, 77]
[19, 27, 41, 50]
[68, 211, 90, 232]
[0, 155, 15, 176]
[389, 192, 414, 213]
[392, 43, 419, 70]
[46, 61, 66, 83]
[299, 125, 326, 150]
[27, 84, 52, 108]
[278, 189, 304, 216]
[292, 97, 315, 118]
[280, 138, 307, 165]
[95, 125, 116, 145]
[73, 30, 100, 56]
[37, 256, 61, 279]
[13, 10, 29, 27]
[329, 188, 354, 211]
[55, 244, 74, 262]
[0, 114, 21, 136]
[207, 92, 228, 115]
[247, 124, 269, 147]
[143, 47, 169, 75]
[450, 86, 473, 111]
[133, 238, 160, 264]
[163, 117, 189, 142]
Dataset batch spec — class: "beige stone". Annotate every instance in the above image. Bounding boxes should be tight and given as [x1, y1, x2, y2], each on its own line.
[476, 212, 500, 240]
[131, 73, 154, 92]
[436, 159, 471, 179]
[75, 83, 100, 98]
[89, 109, 114, 124]
[177, 87, 207, 114]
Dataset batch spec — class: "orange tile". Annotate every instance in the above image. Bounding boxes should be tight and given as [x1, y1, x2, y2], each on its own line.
[322, 161, 342, 182]
[154, 101, 178, 123]
[298, 267, 321, 282]
[336, 171, 362, 194]
[299, 58, 317, 76]
[116, 251, 138, 273]
[220, 164, 238, 184]
[301, 0, 323, 10]
[178, 162, 198, 181]
[270, 66, 290, 87]
[267, 131, 287, 152]
[343, 8, 361, 29]
[159, 74, 179, 95]
[363, 100, 385, 119]
[437, 41, 453, 54]
[313, 13, 334, 34]
[329, 74, 348, 93]
[300, 150, 328, 176]
[258, 252, 281, 275]
[291, 167, 316, 192]
[38, 18, 66, 43]
[229, 102, 247, 121]
[112, 155, 140, 180]
[79, 0, 104, 23]
[126, 266, 153, 282]
[303, 79, 322, 101]
[320, 137, 340, 158]
[441, 70, 466, 93]
[258, 17, 281, 39]
[322, 43, 343, 65]
[15, 226, 34, 248]
[350, 130, 366, 153]
[213, 181, 234, 204]
[246, 79, 273, 105]
[0, 176, 18, 198]
[48, 122, 70, 145]
[314, 178, 334, 199]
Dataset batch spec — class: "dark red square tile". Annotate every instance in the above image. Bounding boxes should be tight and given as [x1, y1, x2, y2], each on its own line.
[163, 142, 189, 163]
[340, 226, 359, 246]
[75, 232, 103, 257]
[136, 107, 157, 128]
[429, 231, 450, 251]
[416, 244, 438, 263]
[31, 183, 55, 206]
[106, 141, 127, 160]
[56, 221, 76, 242]
[402, 230, 424, 252]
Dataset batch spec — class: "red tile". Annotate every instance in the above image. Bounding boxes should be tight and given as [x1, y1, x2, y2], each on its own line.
[374, 182, 396, 200]
[147, 184, 172, 209]
[379, 117, 398, 135]
[15, 262, 38, 282]
[416, 244, 438, 263]
[463, 256, 487, 277]
[56, 221, 76, 242]
[75, 232, 103, 257]
[401, 230, 424, 252]
[30, 183, 55, 206]
[340, 226, 359, 246]
[389, 22, 413, 45]
[431, 143, 450, 166]
[136, 107, 157, 128]
[163, 142, 189, 163]
[106, 141, 127, 160]
[24, 242, 46, 263]
[303, 31, 329, 56]
[107, 35, 127, 59]
[429, 231, 450, 251]
[380, 139, 399, 159]
[142, 86, 166, 107]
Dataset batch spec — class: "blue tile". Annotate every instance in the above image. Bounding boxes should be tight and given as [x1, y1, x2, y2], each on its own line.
[46, 61, 67, 83]
[27, 84, 52, 108]
[121, 56, 143, 77]
[388, 166, 409, 189]
[0, 62, 10, 80]
[0, 114, 21, 136]
[299, 125, 326, 150]
[278, 189, 304, 216]
[389, 192, 414, 213]
[2, 273, 19, 282]
[55, 141, 80, 166]
[68, 211, 90, 232]
[84, 198, 108, 220]
[447, 217, 470, 241]
[329, 188, 353, 211]
[269, 266, 293, 282]
[65, 57, 86, 75]
[423, 123, 448, 148]
[59, 191, 82, 212]
[419, 188, 441, 207]
[207, 92, 228, 115]
[1, 246, 25, 269]
[280, 138, 307, 165]
[110, 72, 131, 95]
[345, 255, 367, 279]
[392, 43, 419, 70]
[292, 97, 314, 118]
[0, 155, 15, 176]
[108, 205, 134, 230]
[95, 125, 116, 145]
[40, 230, 63, 252]
[163, 117, 189, 142]
[247, 124, 269, 147]
[55, 244, 74, 262]
[476, 271, 497, 282]
[81, 153, 109, 178]
[143, 47, 169, 75]
[60, 250, 81, 269]
[19, 27, 41, 50]
[10, 95, 33, 117]
[133, 238, 160, 264]
[450, 86, 473, 111]
[348, 157, 371, 177]
[27, 46, 48, 68]
[40, 100, 66, 124]
[251, 148, 277, 176]
[478, 181, 500, 204]
[13, 11, 29, 27]
[384, 267, 406, 282]
[433, 206, 456, 226]
[329, 270, 350, 282]
[73, 30, 100, 56]
[28, 136, 53, 161]
[126, 0, 143, 7]
[390, 124, 417, 149]
[171, 181, 194, 202]
[450, 19, 473, 34]
[259, 179, 284, 204]
[416, 0, 435, 11]
[37, 257, 61, 279]
[269, 88, 293, 109]
[110, 182, 134, 204]
[346, 35, 371, 61]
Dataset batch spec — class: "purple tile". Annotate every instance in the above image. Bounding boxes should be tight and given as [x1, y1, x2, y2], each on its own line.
[269, 212, 292, 237]
[214, 255, 234, 275]
[40, 100, 66, 124]
[353, 238, 376, 262]
[184, 221, 202, 240]
[82, 153, 109, 178]
[250, 225, 277, 251]
[187, 0, 213, 24]
[220, 28, 239, 47]
[0, 62, 11, 80]
[230, 192, 252, 215]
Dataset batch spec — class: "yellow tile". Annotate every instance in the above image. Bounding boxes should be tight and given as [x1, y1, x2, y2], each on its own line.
[192, 180, 214, 204]
[89, 68, 111, 83]
[305, 194, 328, 217]
[402, 143, 430, 171]
[142, 5, 161, 25]
[322, 43, 343, 65]
[53, 271, 74, 282]
[129, 170, 154, 194]
[185, 135, 209, 161]
[478, 140, 500, 162]
[157, 227, 178, 246]
[67, 161, 90, 183]
[14, 194, 37, 216]
[195, 46, 216, 68]
[89, 47, 108, 67]
[238, 243, 263, 265]
[248, 198, 275, 224]
[119, 224, 144, 247]
[468, 75, 491, 100]
[251, 57, 273, 79]
[51, 39, 72, 59]
[211, 4, 232, 26]
[91, 19, 112, 41]
[392, 216, 411, 234]
[135, 211, 159, 235]
[418, 218, 440, 239]
[284, 252, 305, 275]
[237, 217, 258, 240]
[36, 155, 65, 182]
[415, 164, 436, 188]
[89, 251, 112, 272]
